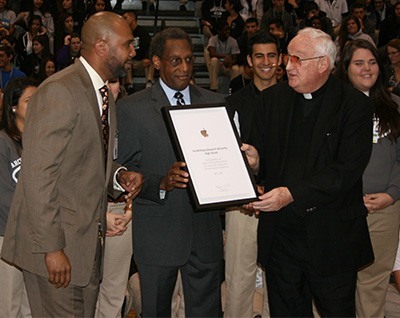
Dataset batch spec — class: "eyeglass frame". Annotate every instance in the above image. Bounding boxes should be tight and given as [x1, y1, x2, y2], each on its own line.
[282, 54, 325, 66]
[161, 56, 196, 67]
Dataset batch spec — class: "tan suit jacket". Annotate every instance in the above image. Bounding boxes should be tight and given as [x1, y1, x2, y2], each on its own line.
[1, 59, 119, 286]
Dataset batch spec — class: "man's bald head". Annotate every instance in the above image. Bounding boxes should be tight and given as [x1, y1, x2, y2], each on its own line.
[81, 12, 128, 55]
[80, 11, 135, 81]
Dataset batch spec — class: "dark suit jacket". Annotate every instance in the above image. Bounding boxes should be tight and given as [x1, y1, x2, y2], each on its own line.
[116, 82, 224, 266]
[256, 76, 375, 276]
[1, 59, 119, 286]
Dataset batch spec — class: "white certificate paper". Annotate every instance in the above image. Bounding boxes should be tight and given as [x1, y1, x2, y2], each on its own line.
[163, 105, 257, 210]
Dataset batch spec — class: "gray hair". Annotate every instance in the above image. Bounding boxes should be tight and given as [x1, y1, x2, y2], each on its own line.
[297, 28, 336, 70]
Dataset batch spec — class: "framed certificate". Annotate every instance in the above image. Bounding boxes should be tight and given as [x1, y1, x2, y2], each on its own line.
[162, 104, 258, 211]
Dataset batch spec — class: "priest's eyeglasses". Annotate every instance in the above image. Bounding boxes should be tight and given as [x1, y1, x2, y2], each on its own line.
[283, 54, 325, 66]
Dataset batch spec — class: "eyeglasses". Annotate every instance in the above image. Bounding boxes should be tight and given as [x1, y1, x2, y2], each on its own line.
[162, 56, 195, 67]
[388, 51, 400, 57]
[282, 54, 325, 66]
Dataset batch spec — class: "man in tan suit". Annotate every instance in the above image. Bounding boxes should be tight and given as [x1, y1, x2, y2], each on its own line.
[1, 12, 142, 317]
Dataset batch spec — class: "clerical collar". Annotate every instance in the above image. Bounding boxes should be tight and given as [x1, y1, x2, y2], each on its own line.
[301, 81, 328, 100]
[303, 93, 312, 99]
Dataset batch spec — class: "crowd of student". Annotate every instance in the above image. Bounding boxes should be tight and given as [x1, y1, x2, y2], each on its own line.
[2, 0, 400, 91]
[202, 0, 400, 92]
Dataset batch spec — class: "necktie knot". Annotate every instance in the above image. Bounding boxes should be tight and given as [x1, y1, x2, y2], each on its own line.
[99, 85, 109, 109]
[174, 91, 185, 105]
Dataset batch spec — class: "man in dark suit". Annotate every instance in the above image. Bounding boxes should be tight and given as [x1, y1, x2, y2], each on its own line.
[117, 27, 224, 316]
[1, 12, 143, 317]
[244, 27, 374, 316]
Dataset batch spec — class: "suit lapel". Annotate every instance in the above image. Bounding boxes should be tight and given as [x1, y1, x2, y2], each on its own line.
[189, 84, 202, 104]
[105, 97, 116, 184]
[85, 84, 102, 140]
[151, 82, 172, 112]
[75, 60, 107, 179]
[75, 60, 102, 136]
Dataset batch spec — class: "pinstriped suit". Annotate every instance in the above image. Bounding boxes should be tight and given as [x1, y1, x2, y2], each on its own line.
[117, 82, 225, 316]
[1, 59, 120, 315]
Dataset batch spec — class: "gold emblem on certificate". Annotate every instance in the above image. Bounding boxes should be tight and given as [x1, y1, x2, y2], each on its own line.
[200, 128, 209, 137]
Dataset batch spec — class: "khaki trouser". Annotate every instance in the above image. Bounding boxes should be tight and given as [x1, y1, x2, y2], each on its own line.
[208, 57, 242, 90]
[356, 200, 400, 317]
[224, 209, 270, 317]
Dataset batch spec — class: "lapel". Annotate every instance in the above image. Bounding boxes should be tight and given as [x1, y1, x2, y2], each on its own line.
[150, 82, 182, 161]
[305, 76, 342, 172]
[151, 82, 172, 113]
[189, 84, 202, 104]
[75, 60, 101, 134]
[75, 60, 109, 180]
[105, 96, 116, 184]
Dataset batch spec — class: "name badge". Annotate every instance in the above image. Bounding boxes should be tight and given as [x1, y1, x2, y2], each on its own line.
[372, 118, 379, 144]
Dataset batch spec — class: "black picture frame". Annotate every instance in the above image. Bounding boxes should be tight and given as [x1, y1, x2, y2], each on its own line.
[162, 103, 258, 211]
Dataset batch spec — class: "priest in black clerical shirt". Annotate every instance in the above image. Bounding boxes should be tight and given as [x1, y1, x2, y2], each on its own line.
[243, 28, 374, 317]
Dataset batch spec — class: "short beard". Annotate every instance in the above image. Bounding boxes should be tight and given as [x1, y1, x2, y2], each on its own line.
[105, 56, 127, 79]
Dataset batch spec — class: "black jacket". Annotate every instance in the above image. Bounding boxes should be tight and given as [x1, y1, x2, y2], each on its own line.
[256, 76, 375, 276]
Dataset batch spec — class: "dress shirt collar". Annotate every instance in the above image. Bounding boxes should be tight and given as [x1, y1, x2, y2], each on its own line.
[80, 57, 108, 114]
[159, 78, 191, 105]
